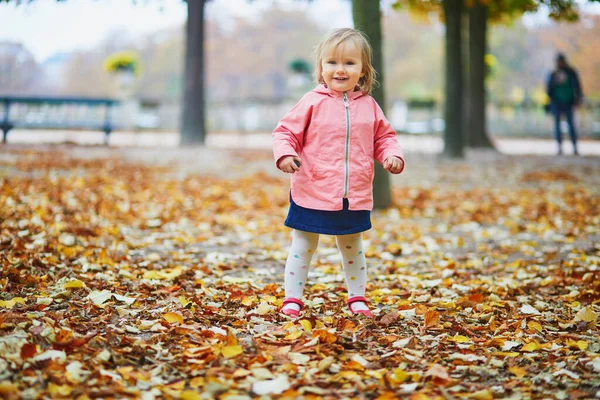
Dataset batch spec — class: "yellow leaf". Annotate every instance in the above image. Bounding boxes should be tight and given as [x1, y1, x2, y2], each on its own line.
[0, 297, 25, 308]
[0, 382, 18, 396]
[179, 296, 190, 308]
[449, 334, 471, 343]
[255, 301, 272, 315]
[574, 307, 598, 323]
[492, 351, 519, 357]
[143, 271, 162, 280]
[527, 321, 543, 332]
[565, 339, 588, 351]
[365, 369, 386, 379]
[469, 389, 494, 400]
[391, 368, 410, 383]
[222, 345, 243, 358]
[285, 330, 303, 340]
[167, 381, 186, 390]
[299, 319, 312, 333]
[508, 366, 527, 378]
[64, 280, 85, 289]
[335, 370, 358, 379]
[163, 312, 184, 324]
[262, 295, 277, 304]
[521, 342, 539, 352]
[189, 376, 204, 389]
[48, 383, 74, 397]
[241, 296, 255, 306]
[180, 390, 202, 400]
[570, 301, 581, 308]
[143, 267, 182, 281]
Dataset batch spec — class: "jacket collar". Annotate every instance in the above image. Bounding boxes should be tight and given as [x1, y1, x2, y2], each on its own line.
[312, 84, 365, 100]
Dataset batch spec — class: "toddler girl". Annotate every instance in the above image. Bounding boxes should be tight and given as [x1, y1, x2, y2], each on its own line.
[272, 28, 404, 317]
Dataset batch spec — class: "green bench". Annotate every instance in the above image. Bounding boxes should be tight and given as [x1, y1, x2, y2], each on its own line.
[1, 96, 119, 145]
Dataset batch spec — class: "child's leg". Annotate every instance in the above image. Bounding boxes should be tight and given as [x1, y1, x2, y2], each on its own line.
[335, 233, 369, 311]
[282, 229, 320, 312]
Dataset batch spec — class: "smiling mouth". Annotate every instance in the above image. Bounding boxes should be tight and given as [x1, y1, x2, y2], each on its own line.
[334, 77, 348, 81]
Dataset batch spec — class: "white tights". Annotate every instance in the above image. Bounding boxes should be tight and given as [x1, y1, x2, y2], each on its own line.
[282, 229, 368, 312]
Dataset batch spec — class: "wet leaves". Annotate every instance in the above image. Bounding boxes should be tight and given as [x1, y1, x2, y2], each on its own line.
[1, 148, 599, 399]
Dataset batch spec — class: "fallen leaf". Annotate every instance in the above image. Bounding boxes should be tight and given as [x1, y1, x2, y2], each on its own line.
[288, 352, 310, 365]
[508, 366, 527, 378]
[423, 310, 441, 330]
[573, 307, 597, 323]
[252, 375, 291, 395]
[222, 345, 243, 358]
[521, 342, 539, 352]
[163, 312, 184, 324]
[520, 304, 541, 315]
[379, 310, 401, 325]
[180, 391, 202, 400]
[63, 279, 85, 289]
[565, 339, 588, 351]
[0, 297, 25, 309]
[469, 389, 494, 400]
[299, 319, 312, 333]
[449, 334, 471, 343]
[527, 321, 543, 332]
[86, 290, 112, 306]
[20, 343, 37, 359]
[424, 363, 450, 385]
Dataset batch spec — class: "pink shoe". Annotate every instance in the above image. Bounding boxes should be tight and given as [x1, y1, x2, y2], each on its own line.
[281, 298, 304, 317]
[347, 296, 373, 317]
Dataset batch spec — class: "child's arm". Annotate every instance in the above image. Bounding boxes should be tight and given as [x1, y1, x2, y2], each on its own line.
[373, 101, 405, 174]
[272, 96, 313, 171]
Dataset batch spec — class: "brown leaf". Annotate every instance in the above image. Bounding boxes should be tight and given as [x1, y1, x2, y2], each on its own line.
[379, 310, 401, 326]
[424, 363, 451, 386]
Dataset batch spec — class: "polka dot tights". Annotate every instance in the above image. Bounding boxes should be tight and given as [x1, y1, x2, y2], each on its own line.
[282, 230, 368, 313]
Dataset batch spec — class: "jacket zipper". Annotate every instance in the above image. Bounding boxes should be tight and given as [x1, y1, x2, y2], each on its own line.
[343, 92, 350, 198]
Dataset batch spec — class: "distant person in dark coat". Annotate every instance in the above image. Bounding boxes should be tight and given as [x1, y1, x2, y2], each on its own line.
[546, 53, 584, 155]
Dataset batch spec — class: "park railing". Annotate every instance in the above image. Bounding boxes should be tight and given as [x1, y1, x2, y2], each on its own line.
[203, 97, 600, 139]
[2, 95, 599, 141]
[0, 96, 119, 145]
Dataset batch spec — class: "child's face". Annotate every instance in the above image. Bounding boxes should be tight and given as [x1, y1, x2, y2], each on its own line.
[320, 40, 364, 93]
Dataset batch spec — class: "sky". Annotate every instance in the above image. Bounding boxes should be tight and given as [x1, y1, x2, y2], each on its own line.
[1, 0, 598, 63]
[0, 0, 354, 62]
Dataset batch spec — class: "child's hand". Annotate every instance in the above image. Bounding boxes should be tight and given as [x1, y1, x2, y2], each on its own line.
[279, 156, 302, 173]
[383, 156, 404, 174]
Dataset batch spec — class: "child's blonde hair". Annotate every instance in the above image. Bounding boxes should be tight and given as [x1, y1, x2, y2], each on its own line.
[313, 28, 377, 95]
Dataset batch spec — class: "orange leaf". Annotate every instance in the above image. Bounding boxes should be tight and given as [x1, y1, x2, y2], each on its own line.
[468, 293, 485, 303]
[424, 310, 441, 329]
[312, 330, 337, 344]
[415, 304, 429, 315]
[226, 328, 238, 346]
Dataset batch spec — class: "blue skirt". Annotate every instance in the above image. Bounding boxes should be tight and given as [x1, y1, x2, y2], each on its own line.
[284, 195, 371, 235]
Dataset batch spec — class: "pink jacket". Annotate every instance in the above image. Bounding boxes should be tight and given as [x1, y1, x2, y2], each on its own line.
[272, 84, 404, 211]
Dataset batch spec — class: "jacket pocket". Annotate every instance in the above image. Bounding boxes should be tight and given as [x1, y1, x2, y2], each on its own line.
[310, 151, 329, 181]
[357, 153, 374, 182]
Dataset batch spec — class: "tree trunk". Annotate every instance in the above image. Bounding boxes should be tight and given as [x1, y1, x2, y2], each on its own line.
[352, 0, 392, 209]
[467, 1, 495, 148]
[443, 0, 465, 158]
[180, 0, 206, 145]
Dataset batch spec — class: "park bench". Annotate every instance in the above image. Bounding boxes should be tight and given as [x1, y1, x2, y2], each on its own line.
[0, 96, 119, 145]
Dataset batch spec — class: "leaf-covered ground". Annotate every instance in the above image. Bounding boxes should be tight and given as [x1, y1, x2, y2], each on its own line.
[1, 145, 599, 400]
